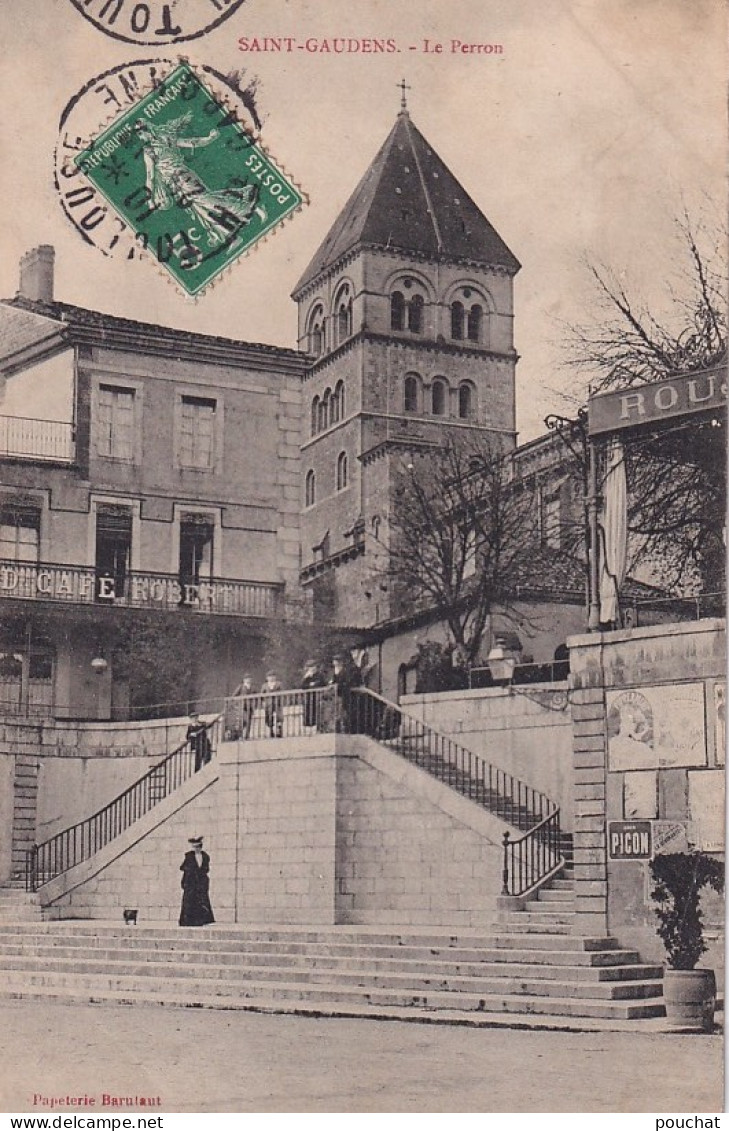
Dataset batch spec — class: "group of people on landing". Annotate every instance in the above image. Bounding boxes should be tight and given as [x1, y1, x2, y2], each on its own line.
[186, 652, 367, 772]
[178, 657, 364, 924]
[225, 652, 363, 740]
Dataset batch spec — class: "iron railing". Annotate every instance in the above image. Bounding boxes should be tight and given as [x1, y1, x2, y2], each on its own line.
[354, 688, 562, 894]
[223, 684, 562, 893]
[222, 685, 340, 739]
[27, 684, 562, 896]
[0, 415, 74, 462]
[468, 660, 569, 689]
[26, 714, 222, 892]
[626, 591, 725, 626]
[0, 559, 283, 618]
[502, 812, 562, 898]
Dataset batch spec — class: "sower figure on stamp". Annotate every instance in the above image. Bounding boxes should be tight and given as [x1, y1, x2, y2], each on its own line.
[187, 711, 211, 771]
[134, 116, 264, 249]
[179, 836, 215, 927]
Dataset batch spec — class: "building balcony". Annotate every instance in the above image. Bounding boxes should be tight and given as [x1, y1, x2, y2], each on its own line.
[0, 559, 283, 618]
[0, 415, 75, 463]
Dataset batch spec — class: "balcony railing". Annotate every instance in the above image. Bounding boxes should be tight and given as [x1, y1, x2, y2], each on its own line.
[0, 559, 283, 617]
[0, 416, 74, 462]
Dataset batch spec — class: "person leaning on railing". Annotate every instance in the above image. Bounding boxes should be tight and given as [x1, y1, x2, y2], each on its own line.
[261, 670, 283, 737]
[301, 658, 326, 730]
[328, 652, 362, 733]
[225, 674, 255, 739]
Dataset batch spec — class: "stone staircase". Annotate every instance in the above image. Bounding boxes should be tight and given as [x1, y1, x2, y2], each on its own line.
[0, 881, 665, 1023]
[0, 879, 42, 923]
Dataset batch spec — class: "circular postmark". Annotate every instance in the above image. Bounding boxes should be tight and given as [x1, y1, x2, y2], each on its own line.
[67, 0, 248, 46]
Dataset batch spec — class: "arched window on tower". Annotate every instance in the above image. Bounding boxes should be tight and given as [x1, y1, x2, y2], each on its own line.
[467, 304, 483, 343]
[408, 294, 424, 334]
[311, 396, 320, 436]
[307, 304, 325, 357]
[336, 451, 348, 491]
[451, 301, 465, 340]
[332, 380, 345, 423]
[319, 389, 331, 432]
[390, 291, 405, 331]
[330, 387, 340, 426]
[334, 286, 352, 347]
[305, 470, 316, 508]
[431, 378, 448, 416]
[404, 374, 419, 414]
[458, 382, 475, 420]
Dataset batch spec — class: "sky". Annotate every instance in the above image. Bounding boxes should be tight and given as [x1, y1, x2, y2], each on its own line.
[0, 0, 725, 440]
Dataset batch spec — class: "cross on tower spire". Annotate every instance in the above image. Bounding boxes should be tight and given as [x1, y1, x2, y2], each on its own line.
[397, 78, 411, 113]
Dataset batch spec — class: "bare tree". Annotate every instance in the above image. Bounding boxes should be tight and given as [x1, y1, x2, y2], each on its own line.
[381, 437, 537, 666]
[564, 217, 726, 394]
[558, 217, 726, 593]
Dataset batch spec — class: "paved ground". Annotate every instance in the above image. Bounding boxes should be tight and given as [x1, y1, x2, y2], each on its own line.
[0, 1000, 722, 1113]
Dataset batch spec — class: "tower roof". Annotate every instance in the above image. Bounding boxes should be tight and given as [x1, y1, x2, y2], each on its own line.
[293, 111, 520, 296]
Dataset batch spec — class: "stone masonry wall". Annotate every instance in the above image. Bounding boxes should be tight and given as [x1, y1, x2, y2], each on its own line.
[568, 619, 725, 965]
[45, 764, 233, 922]
[404, 686, 573, 825]
[335, 754, 499, 928]
[233, 739, 337, 925]
[42, 733, 508, 929]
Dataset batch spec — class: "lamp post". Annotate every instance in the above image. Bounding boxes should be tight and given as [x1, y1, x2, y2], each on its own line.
[545, 409, 601, 632]
[487, 637, 516, 686]
[90, 655, 109, 720]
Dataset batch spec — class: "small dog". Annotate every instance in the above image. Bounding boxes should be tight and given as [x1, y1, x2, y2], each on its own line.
[123, 909, 138, 925]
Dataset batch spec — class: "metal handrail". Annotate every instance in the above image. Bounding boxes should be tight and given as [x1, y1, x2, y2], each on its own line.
[350, 688, 563, 895]
[468, 661, 569, 688]
[26, 683, 563, 896]
[501, 813, 563, 898]
[353, 687, 555, 813]
[26, 714, 222, 892]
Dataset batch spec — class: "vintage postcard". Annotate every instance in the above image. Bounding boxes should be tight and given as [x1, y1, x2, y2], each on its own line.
[0, 0, 725, 1117]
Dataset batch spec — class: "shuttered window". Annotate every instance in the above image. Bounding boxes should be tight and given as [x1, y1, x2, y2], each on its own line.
[179, 396, 216, 469]
[97, 385, 135, 461]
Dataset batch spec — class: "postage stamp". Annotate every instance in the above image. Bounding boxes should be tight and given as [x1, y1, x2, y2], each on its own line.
[72, 62, 304, 295]
[67, 0, 248, 45]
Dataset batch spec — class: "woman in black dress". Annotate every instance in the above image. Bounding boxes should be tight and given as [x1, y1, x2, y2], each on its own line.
[179, 836, 215, 926]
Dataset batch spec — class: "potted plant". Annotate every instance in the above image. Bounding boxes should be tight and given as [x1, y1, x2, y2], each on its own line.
[649, 851, 724, 1031]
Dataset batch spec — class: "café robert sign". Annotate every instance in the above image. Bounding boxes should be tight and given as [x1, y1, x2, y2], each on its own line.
[588, 366, 726, 437]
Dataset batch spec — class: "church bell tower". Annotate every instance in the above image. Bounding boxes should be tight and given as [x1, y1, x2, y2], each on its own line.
[292, 87, 521, 628]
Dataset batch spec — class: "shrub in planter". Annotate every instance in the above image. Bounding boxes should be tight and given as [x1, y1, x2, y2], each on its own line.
[649, 851, 724, 1030]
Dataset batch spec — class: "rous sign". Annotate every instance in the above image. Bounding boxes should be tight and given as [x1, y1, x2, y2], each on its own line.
[588, 366, 726, 436]
[607, 820, 653, 860]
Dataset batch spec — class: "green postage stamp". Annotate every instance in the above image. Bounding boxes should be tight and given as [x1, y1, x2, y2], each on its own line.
[74, 63, 303, 295]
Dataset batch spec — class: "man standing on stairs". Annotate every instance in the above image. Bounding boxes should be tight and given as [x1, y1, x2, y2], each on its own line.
[179, 836, 215, 926]
[187, 712, 212, 771]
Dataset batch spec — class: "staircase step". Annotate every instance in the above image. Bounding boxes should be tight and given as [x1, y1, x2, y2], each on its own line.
[0, 922, 623, 949]
[536, 889, 575, 903]
[0, 934, 645, 968]
[495, 920, 574, 935]
[0, 969, 666, 1020]
[517, 904, 576, 916]
[0, 953, 666, 1000]
[0, 943, 662, 982]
